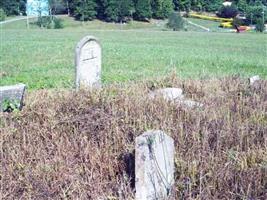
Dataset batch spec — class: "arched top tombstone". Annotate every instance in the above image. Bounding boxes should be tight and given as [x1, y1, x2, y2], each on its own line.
[75, 36, 102, 90]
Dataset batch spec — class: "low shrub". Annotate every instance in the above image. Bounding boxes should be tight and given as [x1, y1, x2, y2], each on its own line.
[36, 16, 64, 29]
[36, 16, 52, 28]
[167, 12, 184, 31]
[54, 17, 64, 29]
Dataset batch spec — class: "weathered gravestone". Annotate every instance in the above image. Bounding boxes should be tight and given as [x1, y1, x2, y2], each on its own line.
[75, 36, 101, 89]
[135, 130, 175, 200]
[0, 83, 26, 112]
[249, 75, 260, 85]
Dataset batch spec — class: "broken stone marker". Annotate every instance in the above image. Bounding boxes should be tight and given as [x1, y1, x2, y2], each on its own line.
[148, 88, 184, 102]
[135, 130, 175, 200]
[178, 99, 204, 108]
[0, 83, 26, 112]
[75, 36, 101, 90]
[149, 88, 203, 108]
[249, 75, 260, 85]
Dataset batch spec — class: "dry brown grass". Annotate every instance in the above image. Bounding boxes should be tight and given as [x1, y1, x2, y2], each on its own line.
[1, 76, 267, 199]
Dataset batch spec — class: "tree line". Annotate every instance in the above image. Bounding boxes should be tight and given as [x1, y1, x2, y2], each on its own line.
[1, 0, 267, 22]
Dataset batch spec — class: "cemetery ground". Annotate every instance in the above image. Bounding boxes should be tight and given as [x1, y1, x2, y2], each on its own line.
[1, 77, 267, 199]
[0, 16, 266, 89]
[1, 17, 267, 199]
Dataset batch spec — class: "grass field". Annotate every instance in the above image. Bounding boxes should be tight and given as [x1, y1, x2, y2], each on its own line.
[0, 16, 266, 89]
[187, 17, 227, 32]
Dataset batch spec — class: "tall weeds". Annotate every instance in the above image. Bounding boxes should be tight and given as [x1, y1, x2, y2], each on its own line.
[1, 77, 266, 199]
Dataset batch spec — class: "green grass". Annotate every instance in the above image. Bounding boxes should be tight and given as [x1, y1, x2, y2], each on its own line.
[0, 16, 266, 89]
[186, 17, 227, 32]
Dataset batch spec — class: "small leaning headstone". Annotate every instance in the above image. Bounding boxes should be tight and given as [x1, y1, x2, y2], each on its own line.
[135, 130, 175, 200]
[0, 83, 26, 112]
[75, 36, 101, 90]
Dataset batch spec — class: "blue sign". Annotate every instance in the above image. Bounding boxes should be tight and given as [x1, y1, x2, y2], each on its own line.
[27, 0, 49, 16]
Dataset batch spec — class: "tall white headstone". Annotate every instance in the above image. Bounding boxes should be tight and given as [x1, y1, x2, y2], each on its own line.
[75, 36, 101, 90]
[135, 130, 175, 200]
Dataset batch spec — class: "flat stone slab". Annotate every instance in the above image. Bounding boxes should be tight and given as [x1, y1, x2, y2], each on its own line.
[0, 84, 26, 111]
[148, 88, 184, 101]
[149, 88, 203, 108]
[178, 99, 204, 108]
[135, 130, 174, 200]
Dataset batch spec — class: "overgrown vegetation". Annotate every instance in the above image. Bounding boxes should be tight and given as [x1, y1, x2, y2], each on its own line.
[1, 99, 20, 112]
[1, 77, 266, 199]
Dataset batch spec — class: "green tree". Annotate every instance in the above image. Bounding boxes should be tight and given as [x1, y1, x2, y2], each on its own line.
[19, 0, 27, 15]
[191, 0, 204, 11]
[134, 0, 152, 21]
[152, 0, 164, 18]
[96, 0, 108, 19]
[246, 4, 267, 24]
[217, 4, 239, 18]
[96, 0, 133, 22]
[237, 0, 248, 12]
[162, 0, 174, 17]
[104, 0, 119, 21]
[63, 0, 75, 15]
[73, 0, 97, 21]
[173, 0, 191, 12]
[203, 0, 223, 12]
[117, 0, 134, 22]
[0, 0, 20, 15]
[152, 0, 173, 19]
[48, 0, 67, 15]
